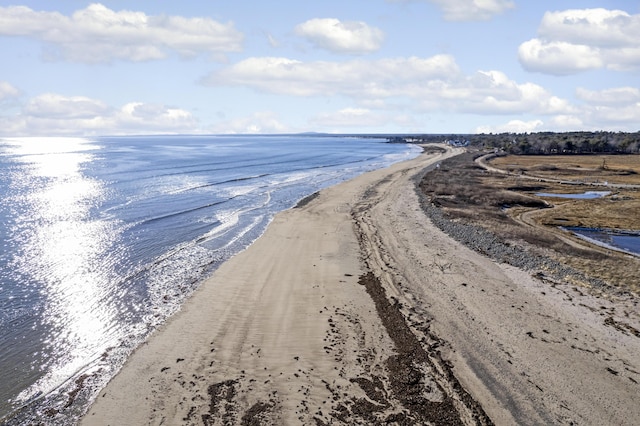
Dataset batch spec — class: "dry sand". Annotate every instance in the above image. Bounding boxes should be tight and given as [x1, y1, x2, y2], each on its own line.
[82, 146, 640, 425]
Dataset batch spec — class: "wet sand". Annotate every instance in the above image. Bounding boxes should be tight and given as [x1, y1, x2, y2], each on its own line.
[82, 146, 640, 425]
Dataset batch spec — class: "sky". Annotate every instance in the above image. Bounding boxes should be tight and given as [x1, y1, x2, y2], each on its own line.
[0, 0, 638, 136]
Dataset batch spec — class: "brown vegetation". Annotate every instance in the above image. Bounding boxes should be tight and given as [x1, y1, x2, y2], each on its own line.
[488, 155, 640, 230]
[419, 151, 640, 294]
[490, 154, 640, 186]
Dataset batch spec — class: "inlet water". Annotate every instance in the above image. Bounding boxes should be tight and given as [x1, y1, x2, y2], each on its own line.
[564, 227, 640, 256]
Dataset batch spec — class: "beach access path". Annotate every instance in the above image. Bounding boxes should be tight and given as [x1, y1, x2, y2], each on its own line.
[82, 146, 640, 425]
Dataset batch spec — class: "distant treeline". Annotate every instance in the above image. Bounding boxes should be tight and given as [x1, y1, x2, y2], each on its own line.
[397, 131, 640, 155]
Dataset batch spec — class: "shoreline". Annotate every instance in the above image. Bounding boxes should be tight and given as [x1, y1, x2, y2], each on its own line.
[82, 146, 640, 425]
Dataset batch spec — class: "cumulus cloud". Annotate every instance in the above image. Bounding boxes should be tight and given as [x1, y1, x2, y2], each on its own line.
[294, 18, 384, 54]
[454, 70, 573, 115]
[519, 8, 640, 74]
[477, 84, 640, 133]
[476, 119, 544, 134]
[537, 8, 638, 47]
[518, 40, 603, 75]
[203, 55, 572, 117]
[388, 0, 514, 21]
[25, 93, 110, 119]
[0, 3, 243, 63]
[203, 55, 460, 96]
[0, 93, 198, 136]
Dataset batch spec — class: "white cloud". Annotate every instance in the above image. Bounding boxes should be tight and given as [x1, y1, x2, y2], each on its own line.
[548, 115, 585, 130]
[204, 55, 572, 117]
[388, 0, 514, 21]
[454, 70, 574, 114]
[554, 102, 640, 131]
[575, 86, 640, 128]
[584, 103, 640, 126]
[24, 93, 110, 119]
[478, 84, 640, 133]
[576, 87, 640, 106]
[431, 0, 514, 21]
[203, 55, 460, 96]
[310, 108, 386, 128]
[116, 102, 197, 131]
[294, 18, 384, 54]
[518, 8, 640, 74]
[0, 3, 243, 63]
[210, 111, 288, 134]
[538, 8, 638, 47]
[0, 93, 198, 136]
[518, 40, 603, 75]
[0, 81, 20, 101]
[476, 119, 544, 134]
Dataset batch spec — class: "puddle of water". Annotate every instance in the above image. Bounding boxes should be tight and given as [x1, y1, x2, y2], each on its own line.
[536, 191, 611, 199]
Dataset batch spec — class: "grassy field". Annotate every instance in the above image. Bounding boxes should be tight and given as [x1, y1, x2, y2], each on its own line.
[491, 155, 640, 185]
[419, 151, 640, 294]
[488, 154, 640, 229]
[490, 154, 640, 186]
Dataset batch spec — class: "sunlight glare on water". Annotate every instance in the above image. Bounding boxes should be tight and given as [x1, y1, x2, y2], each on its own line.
[3, 137, 122, 405]
[0, 135, 420, 423]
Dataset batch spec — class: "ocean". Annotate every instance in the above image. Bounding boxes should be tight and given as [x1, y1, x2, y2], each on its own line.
[0, 134, 420, 424]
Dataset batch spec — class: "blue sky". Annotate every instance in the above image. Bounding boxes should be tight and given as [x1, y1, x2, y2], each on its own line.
[0, 0, 638, 135]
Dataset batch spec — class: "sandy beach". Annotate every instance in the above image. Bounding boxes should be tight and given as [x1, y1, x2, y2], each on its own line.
[82, 146, 640, 425]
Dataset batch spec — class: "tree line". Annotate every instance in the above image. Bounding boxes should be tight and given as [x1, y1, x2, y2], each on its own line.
[405, 131, 640, 155]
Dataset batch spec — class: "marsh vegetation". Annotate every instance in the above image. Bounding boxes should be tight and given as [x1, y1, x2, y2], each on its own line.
[419, 151, 640, 294]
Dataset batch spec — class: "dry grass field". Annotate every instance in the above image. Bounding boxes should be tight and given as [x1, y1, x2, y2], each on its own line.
[488, 154, 640, 229]
[490, 154, 640, 186]
[420, 152, 640, 294]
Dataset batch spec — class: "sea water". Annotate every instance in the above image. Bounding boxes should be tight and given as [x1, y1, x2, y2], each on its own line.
[0, 135, 420, 424]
